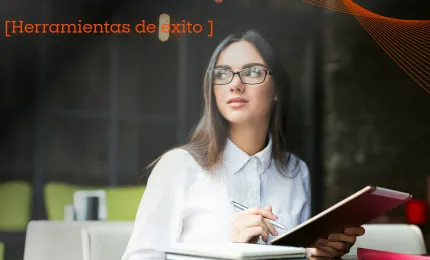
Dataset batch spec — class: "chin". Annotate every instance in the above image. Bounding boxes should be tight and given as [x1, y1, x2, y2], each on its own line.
[224, 114, 250, 125]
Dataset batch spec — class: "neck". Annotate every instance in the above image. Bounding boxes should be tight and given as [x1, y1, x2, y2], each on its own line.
[229, 120, 270, 155]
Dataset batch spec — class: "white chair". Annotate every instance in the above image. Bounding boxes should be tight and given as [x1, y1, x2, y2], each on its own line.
[81, 224, 134, 260]
[347, 224, 427, 256]
[23, 220, 133, 260]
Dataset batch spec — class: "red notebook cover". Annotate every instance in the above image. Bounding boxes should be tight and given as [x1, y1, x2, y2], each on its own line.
[270, 186, 412, 247]
[357, 248, 430, 260]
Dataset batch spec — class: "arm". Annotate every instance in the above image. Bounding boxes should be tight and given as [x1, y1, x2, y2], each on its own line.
[300, 161, 365, 258]
[299, 160, 311, 224]
[121, 149, 187, 260]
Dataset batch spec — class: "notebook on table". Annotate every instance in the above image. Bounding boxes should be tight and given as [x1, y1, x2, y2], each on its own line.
[270, 186, 412, 247]
[164, 242, 307, 260]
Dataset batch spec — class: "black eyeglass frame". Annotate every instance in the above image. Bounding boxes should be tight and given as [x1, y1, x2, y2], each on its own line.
[212, 66, 273, 85]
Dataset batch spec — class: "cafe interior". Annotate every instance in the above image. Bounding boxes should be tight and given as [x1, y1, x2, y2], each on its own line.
[0, 0, 429, 259]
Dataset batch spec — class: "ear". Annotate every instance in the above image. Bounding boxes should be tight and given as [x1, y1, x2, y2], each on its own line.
[274, 95, 278, 101]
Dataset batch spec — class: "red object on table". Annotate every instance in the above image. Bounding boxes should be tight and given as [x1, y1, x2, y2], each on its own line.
[405, 199, 428, 225]
[357, 248, 430, 259]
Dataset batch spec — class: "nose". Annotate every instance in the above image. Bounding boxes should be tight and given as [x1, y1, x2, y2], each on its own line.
[229, 73, 245, 93]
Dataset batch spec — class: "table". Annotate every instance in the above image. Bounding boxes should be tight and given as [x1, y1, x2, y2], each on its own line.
[308, 256, 359, 260]
[166, 257, 360, 260]
[166, 255, 362, 260]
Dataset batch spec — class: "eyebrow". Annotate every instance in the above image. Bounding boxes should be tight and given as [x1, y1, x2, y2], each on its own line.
[214, 62, 267, 70]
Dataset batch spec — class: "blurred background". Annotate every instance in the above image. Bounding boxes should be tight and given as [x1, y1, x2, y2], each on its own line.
[0, 0, 429, 259]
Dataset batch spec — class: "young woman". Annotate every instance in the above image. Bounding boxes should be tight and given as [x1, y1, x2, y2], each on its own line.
[121, 30, 365, 260]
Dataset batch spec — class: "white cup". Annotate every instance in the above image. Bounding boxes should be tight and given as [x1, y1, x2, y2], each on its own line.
[64, 204, 75, 221]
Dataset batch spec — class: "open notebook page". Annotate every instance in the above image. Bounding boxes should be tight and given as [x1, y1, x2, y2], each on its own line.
[164, 242, 306, 260]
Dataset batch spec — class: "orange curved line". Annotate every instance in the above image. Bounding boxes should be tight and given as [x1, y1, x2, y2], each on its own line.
[402, 23, 430, 43]
[349, 2, 429, 90]
[302, 0, 351, 14]
[345, 0, 430, 80]
[390, 20, 430, 55]
[414, 24, 430, 32]
[305, 0, 350, 12]
[363, 12, 429, 81]
[374, 16, 429, 69]
[394, 24, 430, 63]
[411, 23, 430, 33]
[302, 0, 430, 93]
[344, 0, 430, 23]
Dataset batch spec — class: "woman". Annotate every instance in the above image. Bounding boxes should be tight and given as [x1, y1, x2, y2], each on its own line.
[121, 30, 365, 260]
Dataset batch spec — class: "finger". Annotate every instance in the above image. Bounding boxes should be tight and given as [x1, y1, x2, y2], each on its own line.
[236, 215, 272, 237]
[261, 205, 278, 236]
[306, 247, 331, 257]
[317, 239, 349, 252]
[248, 215, 278, 237]
[315, 245, 344, 257]
[232, 212, 243, 222]
[251, 215, 275, 236]
[242, 215, 269, 228]
[344, 226, 365, 236]
[245, 207, 278, 220]
[264, 218, 278, 236]
[241, 226, 269, 243]
[328, 233, 357, 244]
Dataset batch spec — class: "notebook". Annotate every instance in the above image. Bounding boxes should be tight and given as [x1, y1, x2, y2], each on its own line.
[270, 186, 412, 247]
[164, 242, 307, 260]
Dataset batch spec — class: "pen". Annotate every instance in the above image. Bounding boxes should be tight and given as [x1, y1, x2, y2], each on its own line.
[230, 201, 287, 230]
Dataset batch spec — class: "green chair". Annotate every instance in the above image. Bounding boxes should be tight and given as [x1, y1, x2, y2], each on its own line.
[0, 241, 4, 260]
[44, 182, 145, 221]
[105, 186, 145, 220]
[43, 182, 90, 220]
[0, 181, 32, 231]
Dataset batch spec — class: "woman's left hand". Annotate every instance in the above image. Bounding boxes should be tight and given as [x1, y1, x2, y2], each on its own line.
[306, 226, 366, 258]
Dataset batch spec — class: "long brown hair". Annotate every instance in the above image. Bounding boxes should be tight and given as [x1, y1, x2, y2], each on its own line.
[147, 30, 299, 177]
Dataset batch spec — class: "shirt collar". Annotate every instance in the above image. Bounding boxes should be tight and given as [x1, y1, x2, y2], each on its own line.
[222, 135, 273, 175]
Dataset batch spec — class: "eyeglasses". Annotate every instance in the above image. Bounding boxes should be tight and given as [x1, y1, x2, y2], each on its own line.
[212, 65, 273, 85]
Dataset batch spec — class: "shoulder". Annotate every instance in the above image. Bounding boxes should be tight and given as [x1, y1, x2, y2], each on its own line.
[159, 148, 194, 162]
[152, 148, 201, 176]
[283, 153, 310, 181]
[154, 148, 197, 171]
[285, 153, 311, 198]
[146, 148, 199, 191]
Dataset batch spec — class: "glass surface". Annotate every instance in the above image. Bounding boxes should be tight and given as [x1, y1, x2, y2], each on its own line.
[117, 120, 177, 185]
[0, 113, 34, 182]
[49, 36, 110, 112]
[118, 33, 179, 117]
[45, 118, 109, 185]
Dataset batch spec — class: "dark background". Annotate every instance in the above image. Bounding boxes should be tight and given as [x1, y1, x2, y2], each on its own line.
[0, 0, 429, 259]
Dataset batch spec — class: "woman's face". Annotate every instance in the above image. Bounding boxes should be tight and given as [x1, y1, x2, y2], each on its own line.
[213, 40, 276, 126]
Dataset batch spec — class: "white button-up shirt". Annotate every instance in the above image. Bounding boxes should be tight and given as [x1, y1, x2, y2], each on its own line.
[122, 136, 311, 260]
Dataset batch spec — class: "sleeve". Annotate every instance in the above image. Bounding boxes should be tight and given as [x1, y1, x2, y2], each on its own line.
[121, 149, 188, 260]
[299, 160, 311, 224]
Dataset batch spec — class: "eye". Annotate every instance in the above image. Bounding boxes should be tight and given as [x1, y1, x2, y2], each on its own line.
[214, 70, 230, 79]
[245, 67, 263, 77]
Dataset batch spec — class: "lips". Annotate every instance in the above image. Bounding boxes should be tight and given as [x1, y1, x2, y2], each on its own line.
[227, 97, 249, 104]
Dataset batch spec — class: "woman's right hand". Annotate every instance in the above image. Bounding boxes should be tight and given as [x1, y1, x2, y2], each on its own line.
[230, 205, 279, 243]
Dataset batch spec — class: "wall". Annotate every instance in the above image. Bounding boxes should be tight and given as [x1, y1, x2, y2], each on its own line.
[0, 1, 320, 187]
[323, 9, 430, 217]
